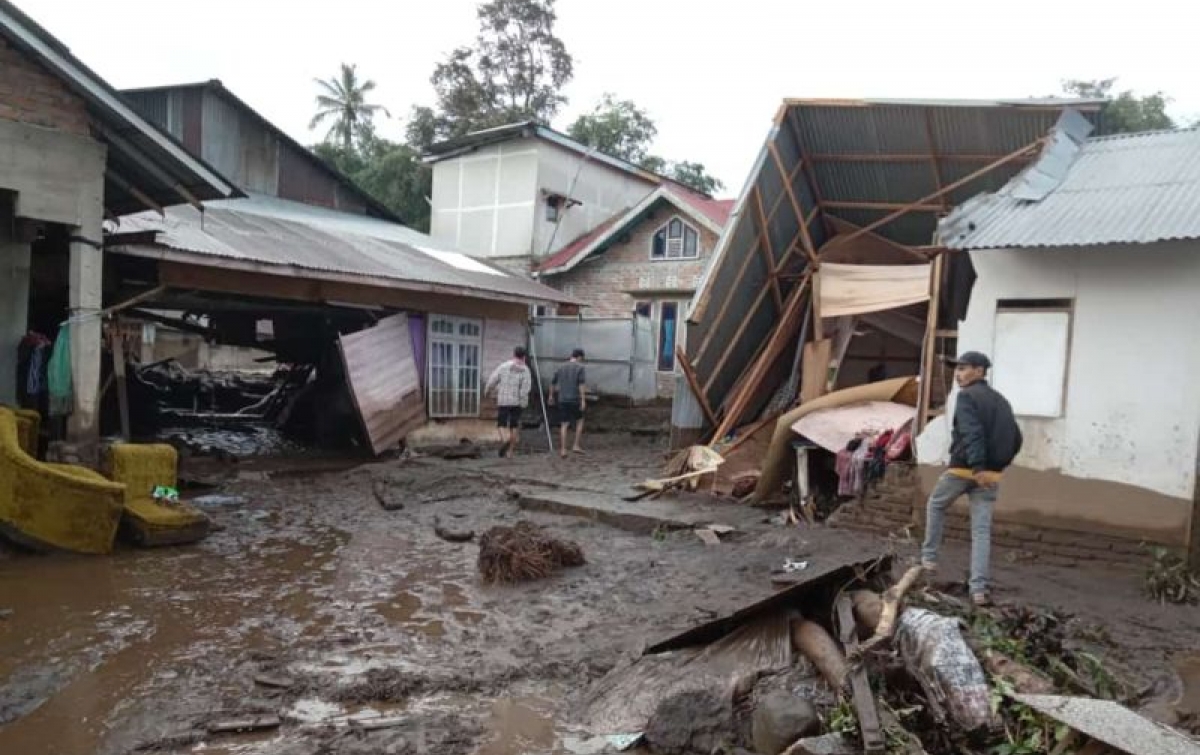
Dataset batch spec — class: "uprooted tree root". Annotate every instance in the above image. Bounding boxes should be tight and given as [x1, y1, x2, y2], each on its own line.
[477, 521, 585, 584]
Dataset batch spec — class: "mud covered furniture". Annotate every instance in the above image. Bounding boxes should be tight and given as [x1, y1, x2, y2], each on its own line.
[108, 443, 210, 547]
[0, 407, 125, 554]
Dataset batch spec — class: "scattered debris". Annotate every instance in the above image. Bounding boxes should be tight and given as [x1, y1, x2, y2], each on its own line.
[643, 688, 737, 755]
[781, 732, 858, 755]
[0, 608, 12, 621]
[1144, 546, 1200, 605]
[434, 516, 475, 543]
[373, 479, 405, 511]
[440, 440, 481, 460]
[1014, 693, 1200, 755]
[836, 596, 885, 753]
[753, 689, 820, 754]
[694, 528, 722, 546]
[349, 715, 407, 732]
[477, 521, 585, 584]
[853, 564, 924, 656]
[206, 714, 282, 734]
[253, 674, 295, 690]
[895, 607, 995, 732]
[635, 446, 725, 497]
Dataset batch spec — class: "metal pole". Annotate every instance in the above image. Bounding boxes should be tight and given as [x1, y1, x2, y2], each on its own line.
[526, 321, 555, 454]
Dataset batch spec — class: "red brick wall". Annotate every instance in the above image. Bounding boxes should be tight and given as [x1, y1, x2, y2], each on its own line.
[0, 37, 89, 135]
[548, 212, 720, 317]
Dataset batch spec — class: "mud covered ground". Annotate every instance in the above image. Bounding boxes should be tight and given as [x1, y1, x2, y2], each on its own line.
[1, 416, 1199, 754]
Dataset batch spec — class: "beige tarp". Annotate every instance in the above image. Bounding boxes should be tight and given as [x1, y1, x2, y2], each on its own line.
[755, 377, 919, 498]
[819, 262, 931, 318]
[338, 313, 426, 455]
[791, 401, 915, 454]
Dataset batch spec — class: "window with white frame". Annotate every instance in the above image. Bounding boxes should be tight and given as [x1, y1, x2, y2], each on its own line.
[991, 299, 1073, 418]
[428, 315, 483, 417]
[651, 217, 699, 260]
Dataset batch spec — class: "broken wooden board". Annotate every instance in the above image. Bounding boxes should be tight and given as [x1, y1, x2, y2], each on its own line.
[207, 714, 282, 734]
[695, 528, 722, 546]
[338, 313, 426, 456]
[836, 595, 885, 754]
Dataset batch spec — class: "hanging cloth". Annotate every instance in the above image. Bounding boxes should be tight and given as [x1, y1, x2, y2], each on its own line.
[47, 325, 73, 417]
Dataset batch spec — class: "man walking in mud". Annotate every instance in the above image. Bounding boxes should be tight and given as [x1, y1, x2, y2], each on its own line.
[921, 351, 1022, 607]
[485, 346, 532, 459]
[548, 348, 587, 458]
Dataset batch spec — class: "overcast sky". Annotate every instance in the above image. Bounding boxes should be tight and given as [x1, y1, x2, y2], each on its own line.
[18, 0, 1194, 195]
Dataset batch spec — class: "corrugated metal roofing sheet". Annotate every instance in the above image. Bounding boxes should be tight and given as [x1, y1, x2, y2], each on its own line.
[108, 194, 578, 305]
[942, 127, 1200, 250]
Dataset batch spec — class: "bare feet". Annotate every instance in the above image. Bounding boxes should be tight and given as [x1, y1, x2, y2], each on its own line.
[572, 447, 586, 455]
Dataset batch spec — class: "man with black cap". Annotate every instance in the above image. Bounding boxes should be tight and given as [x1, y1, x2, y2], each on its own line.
[921, 351, 1022, 606]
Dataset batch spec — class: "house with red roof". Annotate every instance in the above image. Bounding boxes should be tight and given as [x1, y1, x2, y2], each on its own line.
[424, 122, 734, 398]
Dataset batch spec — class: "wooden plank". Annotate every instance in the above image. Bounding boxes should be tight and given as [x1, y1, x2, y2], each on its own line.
[799, 339, 832, 403]
[676, 346, 717, 428]
[915, 253, 945, 433]
[768, 141, 818, 264]
[821, 200, 944, 212]
[337, 313, 425, 455]
[708, 277, 810, 444]
[834, 137, 1047, 248]
[923, 107, 950, 213]
[836, 596, 885, 754]
[109, 328, 130, 441]
[101, 284, 167, 318]
[754, 187, 785, 311]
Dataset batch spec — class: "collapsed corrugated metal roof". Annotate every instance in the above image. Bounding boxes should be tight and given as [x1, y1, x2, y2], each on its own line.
[941, 125, 1200, 250]
[0, 0, 239, 214]
[686, 98, 1101, 422]
[107, 194, 579, 306]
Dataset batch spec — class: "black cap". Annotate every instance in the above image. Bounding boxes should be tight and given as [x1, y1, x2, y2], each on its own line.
[951, 351, 991, 369]
[571, 348, 586, 359]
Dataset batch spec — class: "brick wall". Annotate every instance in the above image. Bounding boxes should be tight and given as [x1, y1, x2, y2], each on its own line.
[0, 37, 89, 135]
[548, 211, 720, 317]
[829, 464, 1155, 570]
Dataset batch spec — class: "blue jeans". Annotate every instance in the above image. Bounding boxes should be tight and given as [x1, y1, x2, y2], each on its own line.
[921, 471, 997, 595]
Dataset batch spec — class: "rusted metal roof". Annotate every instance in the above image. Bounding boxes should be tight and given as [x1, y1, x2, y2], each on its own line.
[943, 126, 1200, 250]
[107, 194, 580, 306]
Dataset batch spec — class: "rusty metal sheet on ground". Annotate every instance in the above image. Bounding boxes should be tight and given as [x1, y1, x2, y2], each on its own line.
[338, 313, 425, 455]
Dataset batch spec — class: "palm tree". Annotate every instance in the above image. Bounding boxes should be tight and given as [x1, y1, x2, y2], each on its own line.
[309, 63, 390, 152]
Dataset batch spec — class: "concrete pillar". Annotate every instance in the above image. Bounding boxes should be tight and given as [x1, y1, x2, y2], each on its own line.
[66, 210, 104, 448]
[0, 213, 31, 405]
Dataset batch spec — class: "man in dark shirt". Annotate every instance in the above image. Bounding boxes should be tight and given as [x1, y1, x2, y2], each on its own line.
[548, 348, 587, 459]
[921, 351, 1023, 606]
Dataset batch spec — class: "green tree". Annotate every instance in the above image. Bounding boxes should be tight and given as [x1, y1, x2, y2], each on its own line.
[1063, 78, 1175, 135]
[568, 94, 725, 195]
[423, 0, 573, 142]
[567, 93, 658, 163]
[312, 137, 431, 232]
[310, 63, 390, 151]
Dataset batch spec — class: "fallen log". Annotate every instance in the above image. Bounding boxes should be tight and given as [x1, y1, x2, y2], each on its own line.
[982, 650, 1055, 694]
[854, 565, 924, 656]
[790, 618, 848, 689]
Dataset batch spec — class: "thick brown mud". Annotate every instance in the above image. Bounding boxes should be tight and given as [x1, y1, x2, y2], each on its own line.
[1, 427, 1198, 754]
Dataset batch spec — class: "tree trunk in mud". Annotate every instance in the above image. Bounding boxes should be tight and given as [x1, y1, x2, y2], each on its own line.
[790, 619, 848, 688]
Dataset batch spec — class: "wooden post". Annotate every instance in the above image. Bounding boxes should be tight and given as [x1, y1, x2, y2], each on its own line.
[768, 141, 819, 265]
[915, 252, 945, 433]
[109, 325, 131, 441]
[754, 187, 785, 311]
[676, 346, 717, 429]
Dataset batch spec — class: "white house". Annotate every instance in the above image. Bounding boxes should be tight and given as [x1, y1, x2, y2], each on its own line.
[423, 122, 662, 270]
[921, 125, 1200, 556]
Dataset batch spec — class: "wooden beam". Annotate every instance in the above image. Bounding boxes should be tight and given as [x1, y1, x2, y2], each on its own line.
[915, 253, 946, 434]
[836, 596, 885, 754]
[101, 284, 168, 318]
[701, 283, 774, 394]
[923, 108, 950, 213]
[676, 346, 717, 428]
[767, 141, 819, 265]
[693, 229, 766, 364]
[808, 152, 1035, 164]
[720, 409, 785, 454]
[834, 137, 1047, 249]
[126, 308, 218, 339]
[108, 327, 130, 441]
[822, 200, 945, 212]
[708, 274, 811, 444]
[754, 187, 785, 311]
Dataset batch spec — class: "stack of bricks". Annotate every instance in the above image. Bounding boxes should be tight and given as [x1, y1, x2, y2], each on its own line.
[829, 463, 1153, 569]
[0, 37, 90, 135]
[827, 463, 919, 536]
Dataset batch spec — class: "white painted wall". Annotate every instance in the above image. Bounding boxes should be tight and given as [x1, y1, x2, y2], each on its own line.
[920, 242, 1200, 501]
[530, 140, 658, 260]
[429, 140, 539, 259]
[428, 136, 657, 261]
